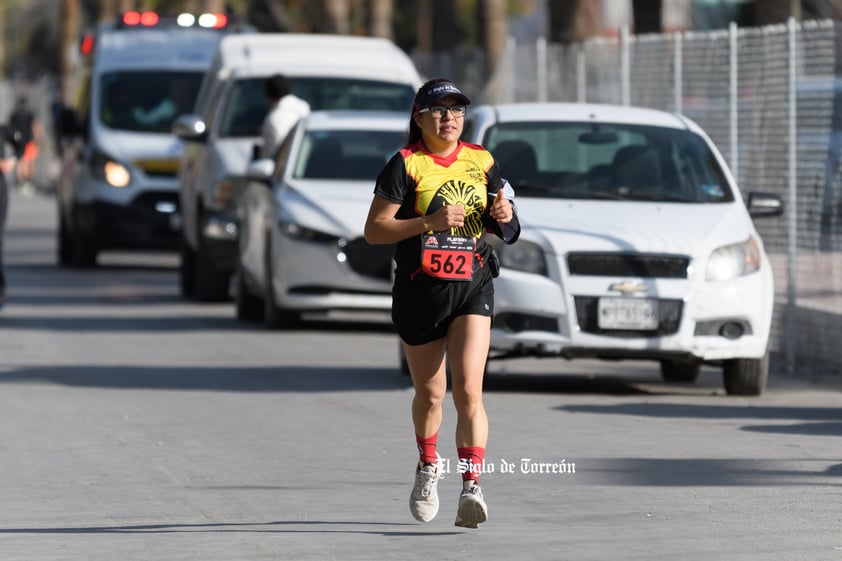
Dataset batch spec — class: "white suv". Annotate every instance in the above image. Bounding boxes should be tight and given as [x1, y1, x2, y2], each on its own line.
[173, 33, 421, 301]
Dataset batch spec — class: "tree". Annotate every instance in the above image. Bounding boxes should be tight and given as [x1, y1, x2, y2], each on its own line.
[61, 0, 80, 97]
[322, 0, 351, 34]
[478, 0, 507, 79]
[754, 0, 795, 25]
[546, 0, 600, 44]
[632, 0, 662, 33]
[368, 0, 392, 39]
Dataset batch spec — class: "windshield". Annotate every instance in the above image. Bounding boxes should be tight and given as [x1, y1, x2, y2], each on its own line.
[218, 77, 415, 138]
[292, 129, 404, 180]
[100, 71, 204, 132]
[481, 122, 734, 203]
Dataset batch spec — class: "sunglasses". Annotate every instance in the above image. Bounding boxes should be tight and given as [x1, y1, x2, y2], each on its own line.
[418, 104, 467, 118]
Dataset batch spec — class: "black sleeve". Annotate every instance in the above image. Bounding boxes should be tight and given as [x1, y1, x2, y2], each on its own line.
[373, 151, 409, 204]
[482, 161, 521, 245]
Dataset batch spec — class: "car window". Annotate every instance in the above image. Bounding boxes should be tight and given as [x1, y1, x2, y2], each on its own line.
[483, 122, 734, 203]
[293, 129, 404, 181]
[217, 76, 416, 139]
[218, 78, 269, 138]
[293, 78, 415, 112]
[99, 70, 204, 133]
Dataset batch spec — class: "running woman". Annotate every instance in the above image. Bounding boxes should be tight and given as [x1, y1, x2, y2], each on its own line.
[364, 78, 520, 528]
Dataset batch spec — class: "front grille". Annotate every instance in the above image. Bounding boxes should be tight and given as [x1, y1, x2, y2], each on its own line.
[574, 296, 683, 336]
[568, 252, 689, 278]
[133, 158, 180, 178]
[132, 191, 179, 211]
[343, 238, 395, 281]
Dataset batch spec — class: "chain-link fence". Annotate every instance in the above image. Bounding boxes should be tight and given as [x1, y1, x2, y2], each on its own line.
[424, 19, 842, 376]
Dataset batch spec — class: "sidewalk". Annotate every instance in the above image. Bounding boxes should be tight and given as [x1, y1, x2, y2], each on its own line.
[769, 252, 842, 375]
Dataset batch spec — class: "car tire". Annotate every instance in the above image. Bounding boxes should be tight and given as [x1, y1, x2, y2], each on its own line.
[193, 236, 230, 302]
[179, 238, 196, 298]
[723, 351, 769, 396]
[57, 212, 73, 266]
[660, 359, 701, 383]
[263, 239, 299, 329]
[70, 226, 97, 268]
[235, 259, 263, 322]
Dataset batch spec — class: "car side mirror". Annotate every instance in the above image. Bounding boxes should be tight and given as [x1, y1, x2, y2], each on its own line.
[746, 191, 784, 218]
[245, 159, 275, 185]
[172, 114, 207, 141]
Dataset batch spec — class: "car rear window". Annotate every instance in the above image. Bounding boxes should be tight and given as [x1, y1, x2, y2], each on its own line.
[293, 129, 404, 181]
[482, 121, 734, 203]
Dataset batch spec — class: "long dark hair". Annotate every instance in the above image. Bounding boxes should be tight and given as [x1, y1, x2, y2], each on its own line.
[407, 77, 452, 145]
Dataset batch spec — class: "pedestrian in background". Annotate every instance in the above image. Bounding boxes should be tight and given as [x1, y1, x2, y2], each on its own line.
[8, 95, 39, 195]
[0, 124, 20, 309]
[259, 74, 310, 160]
[364, 78, 520, 528]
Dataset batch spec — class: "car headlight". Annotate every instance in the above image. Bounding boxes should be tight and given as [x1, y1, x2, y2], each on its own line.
[279, 222, 339, 244]
[706, 237, 762, 281]
[90, 151, 131, 188]
[488, 237, 548, 276]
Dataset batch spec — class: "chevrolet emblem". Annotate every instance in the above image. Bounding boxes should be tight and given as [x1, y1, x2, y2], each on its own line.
[608, 281, 648, 294]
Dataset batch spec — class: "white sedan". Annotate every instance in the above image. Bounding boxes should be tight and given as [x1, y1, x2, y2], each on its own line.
[462, 103, 783, 395]
[235, 111, 406, 327]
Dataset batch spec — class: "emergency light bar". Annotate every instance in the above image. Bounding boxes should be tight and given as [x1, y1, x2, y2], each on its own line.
[118, 11, 229, 29]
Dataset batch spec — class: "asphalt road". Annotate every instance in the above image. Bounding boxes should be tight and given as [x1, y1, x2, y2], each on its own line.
[1, 188, 841, 561]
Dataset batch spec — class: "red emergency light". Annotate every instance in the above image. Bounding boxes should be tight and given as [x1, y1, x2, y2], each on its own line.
[80, 33, 95, 56]
[121, 10, 159, 27]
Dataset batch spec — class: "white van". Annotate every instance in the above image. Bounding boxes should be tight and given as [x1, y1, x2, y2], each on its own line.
[57, 13, 237, 267]
[173, 33, 422, 301]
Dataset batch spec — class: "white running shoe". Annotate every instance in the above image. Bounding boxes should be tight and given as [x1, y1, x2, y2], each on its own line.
[454, 484, 488, 528]
[409, 460, 443, 522]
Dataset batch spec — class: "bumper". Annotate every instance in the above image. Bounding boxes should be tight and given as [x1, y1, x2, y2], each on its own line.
[490, 265, 774, 363]
[81, 192, 181, 250]
[200, 212, 239, 273]
[270, 233, 393, 313]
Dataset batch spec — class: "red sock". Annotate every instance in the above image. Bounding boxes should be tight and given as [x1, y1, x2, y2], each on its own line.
[416, 432, 438, 464]
[457, 446, 485, 484]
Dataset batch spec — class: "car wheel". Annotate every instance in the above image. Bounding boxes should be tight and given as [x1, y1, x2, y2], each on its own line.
[660, 359, 701, 383]
[70, 228, 97, 268]
[193, 235, 230, 302]
[57, 212, 73, 266]
[723, 351, 769, 396]
[263, 240, 299, 329]
[178, 238, 196, 297]
[235, 259, 263, 322]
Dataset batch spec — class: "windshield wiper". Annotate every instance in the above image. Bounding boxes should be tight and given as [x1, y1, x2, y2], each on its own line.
[559, 190, 626, 200]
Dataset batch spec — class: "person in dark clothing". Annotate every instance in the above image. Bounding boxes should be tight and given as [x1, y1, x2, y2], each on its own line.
[8, 96, 39, 192]
[0, 125, 19, 308]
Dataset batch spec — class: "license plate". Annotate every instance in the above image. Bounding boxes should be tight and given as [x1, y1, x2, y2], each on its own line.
[597, 298, 659, 330]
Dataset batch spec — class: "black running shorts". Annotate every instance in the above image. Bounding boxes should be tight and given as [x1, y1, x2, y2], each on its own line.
[392, 266, 494, 346]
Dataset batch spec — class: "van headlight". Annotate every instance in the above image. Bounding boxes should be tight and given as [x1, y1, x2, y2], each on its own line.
[706, 237, 762, 281]
[90, 151, 131, 188]
[488, 237, 548, 276]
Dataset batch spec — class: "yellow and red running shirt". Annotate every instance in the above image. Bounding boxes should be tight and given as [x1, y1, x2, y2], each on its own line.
[374, 140, 503, 279]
